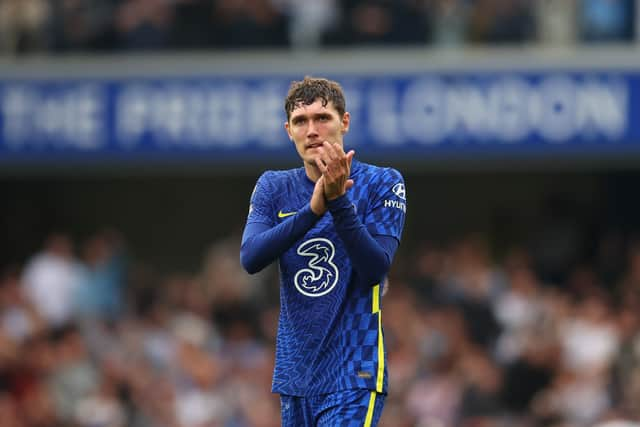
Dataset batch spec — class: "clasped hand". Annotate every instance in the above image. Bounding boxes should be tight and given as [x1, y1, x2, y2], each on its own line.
[310, 141, 355, 216]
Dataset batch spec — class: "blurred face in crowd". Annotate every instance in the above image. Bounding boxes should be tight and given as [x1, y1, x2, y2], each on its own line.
[285, 99, 350, 173]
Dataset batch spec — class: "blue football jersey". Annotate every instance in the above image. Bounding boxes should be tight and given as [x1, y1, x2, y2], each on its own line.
[246, 159, 406, 396]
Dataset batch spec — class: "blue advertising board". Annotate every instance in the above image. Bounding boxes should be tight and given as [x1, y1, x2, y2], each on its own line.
[0, 72, 637, 164]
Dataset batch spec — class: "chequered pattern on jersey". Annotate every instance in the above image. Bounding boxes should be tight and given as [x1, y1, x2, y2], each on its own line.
[281, 390, 385, 427]
[245, 160, 405, 396]
[333, 283, 387, 393]
[247, 170, 277, 227]
[347, 162, 406, 241]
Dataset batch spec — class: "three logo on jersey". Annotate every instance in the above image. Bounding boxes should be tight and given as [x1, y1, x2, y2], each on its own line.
[284, 182, 405, 297]
[294, 238, 339, 297]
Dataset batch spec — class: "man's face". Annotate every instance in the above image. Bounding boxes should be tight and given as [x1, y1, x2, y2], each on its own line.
[285, 99, 350, 166]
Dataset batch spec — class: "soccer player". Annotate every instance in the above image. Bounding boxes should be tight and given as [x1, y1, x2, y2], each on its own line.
[240, 76, 406, 426]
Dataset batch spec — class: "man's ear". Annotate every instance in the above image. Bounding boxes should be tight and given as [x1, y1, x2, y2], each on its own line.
[284, 121, 293, 140]
[341, 112, 350, 134]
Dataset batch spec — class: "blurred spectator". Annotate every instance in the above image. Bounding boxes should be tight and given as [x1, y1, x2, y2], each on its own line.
[201, 237, 263, 308]
[440, 235, 504, 349]
[20, 381, 59, 427]
[74, 230, 127, 321]
[49, 0, 117, 51]
[458, 348, 503, 421]
[611, 307, 640, 419]
[21, 233, 83, 327]
[500, 333, 556, 414]
[408, 243, 447, 306]
[47, 326, 100, 422]
[324, 0, 429, 45]
[169, 0, 214, 49]
[0, 392, 22, 427]
[529, 194, 585, 286]
[428, 0, 470, 47]
[531, 368, 611, 426]
[406, 353, 463, 426]
[0, 0, 50, 54]
[578, 0, 635, 42]
[280, 0, 338, 48]
[115, 0, 174, 50]
[173, 336, 228, 427]
[535, 0, 577, 45]
[596, 230, 627, 290]
[468, 0, 535, 44]
[616, 241, 640, 309]
[559, 294, 619, 375]
[0, 269, 45, 344]
[212, 0, 289, 48]
[73, 377, 126, 427]
[383, 283, 423, 393]
[493, 258, 544, 363]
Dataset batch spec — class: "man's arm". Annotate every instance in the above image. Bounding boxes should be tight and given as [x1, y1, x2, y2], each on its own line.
[327, 194, 399, 284]
[240, 205, 321, 274]
[240, 175, 327, 274]
[315, 142, 405, 284]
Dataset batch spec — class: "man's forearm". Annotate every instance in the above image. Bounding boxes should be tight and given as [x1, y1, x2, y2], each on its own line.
[327, 194, 398, 284]
[240, 205, 321, 274]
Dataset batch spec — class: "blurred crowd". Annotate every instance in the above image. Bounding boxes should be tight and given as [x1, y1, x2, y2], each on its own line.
[0, 230, 280, 427]
[2, 225, 640, 427]
[0, 0, 636, 54]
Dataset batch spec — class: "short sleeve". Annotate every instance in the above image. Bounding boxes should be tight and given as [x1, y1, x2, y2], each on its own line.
[364, 168, 407, 241]
[246, 171, 275, 226]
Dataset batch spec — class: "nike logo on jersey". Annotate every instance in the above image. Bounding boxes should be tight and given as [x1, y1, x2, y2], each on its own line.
[278, 210, 297, 218]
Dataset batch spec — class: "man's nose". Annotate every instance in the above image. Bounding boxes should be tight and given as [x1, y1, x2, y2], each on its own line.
[307, 120, 318, 137]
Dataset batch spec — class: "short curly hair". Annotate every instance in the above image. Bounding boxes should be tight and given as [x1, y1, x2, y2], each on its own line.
[284, 76, 346, 121]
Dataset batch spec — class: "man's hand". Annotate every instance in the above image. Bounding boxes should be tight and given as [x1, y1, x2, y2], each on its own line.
[315, 141, 355, 200]
[310, 175, 327, 216]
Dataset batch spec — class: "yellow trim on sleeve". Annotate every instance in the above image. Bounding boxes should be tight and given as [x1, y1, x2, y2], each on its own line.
[363, 391, 377, 427]
[372, 284, 384, 393]
[372, 284, 380, 313]
[376, 311, 384, 392]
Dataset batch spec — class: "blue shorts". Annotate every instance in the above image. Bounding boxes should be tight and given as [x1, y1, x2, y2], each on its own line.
[280, 389, 385, 427]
